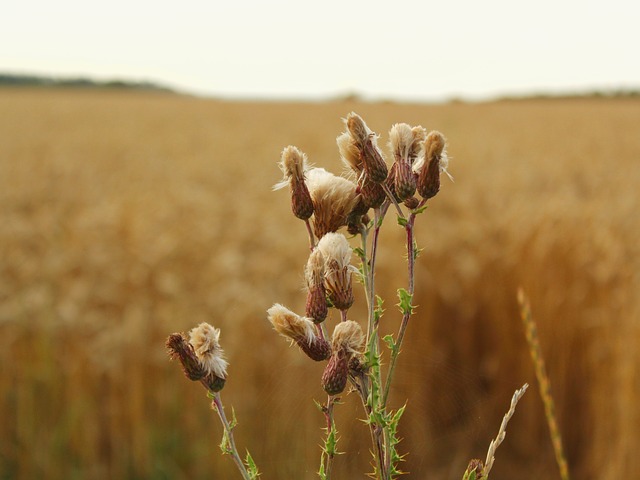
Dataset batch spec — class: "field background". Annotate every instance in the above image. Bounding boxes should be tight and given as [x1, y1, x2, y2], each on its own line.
[1, 89, 638, 479]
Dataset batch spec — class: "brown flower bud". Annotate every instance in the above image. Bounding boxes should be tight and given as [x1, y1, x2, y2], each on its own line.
[403, 196, 419, 209]
[360, 135, 388, 183]
[360, 176, 387, 208]
[305, 249, 328, 323]
[277, 146, 314, 220]
[416, 131, 446, 200]
[340, 113, 388, 184]
[203, 373, 226, 392]
[267, 304, 331, 361]
[166, 333, 206, 381]
[291, 177, 314, 220]
[394, 160, 416, 201]
[317, 233, 355, 312]
[322, 349, 349, 395]
[297, 336, 332, 361]
[464, 459, 485, 479]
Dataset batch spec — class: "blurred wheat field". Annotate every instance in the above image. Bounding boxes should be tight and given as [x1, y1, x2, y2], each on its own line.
[1, 88, 638, 479]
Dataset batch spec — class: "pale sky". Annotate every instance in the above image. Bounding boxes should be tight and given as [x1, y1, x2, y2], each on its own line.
[2, 0, 639, 101]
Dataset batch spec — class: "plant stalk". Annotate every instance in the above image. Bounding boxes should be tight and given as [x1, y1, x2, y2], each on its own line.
[212, 393, 252, 480]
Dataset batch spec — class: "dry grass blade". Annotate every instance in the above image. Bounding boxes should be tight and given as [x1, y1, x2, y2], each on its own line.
[518, 289, 571, 480]
[483, 383, 528, 477]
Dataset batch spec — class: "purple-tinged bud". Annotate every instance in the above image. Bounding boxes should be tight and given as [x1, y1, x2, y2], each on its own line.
[360, 176, 387, 208]
[322, 349, 349, 395]
[415, 131, 447, 200]
[317, 233, 356, 312]
[403, 196, 420, 210]
[267, 304, 331, 361]
[305, 250, 328, 324]
[276, 146, 314, 220]
[166, 333, 206, 381]
[394, 160, 416, 201]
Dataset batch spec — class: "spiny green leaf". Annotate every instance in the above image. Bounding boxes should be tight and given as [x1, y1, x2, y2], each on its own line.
[397, 215, 408, 227]
[244, 451, 260, 478]
[374, 295, 385, 323]
[383, 334, 396, 351]
[318, 458, 326, 480]
[230, 406, 238, 429]
[462, 470, 477, 480]
[353, 246, 366, 259]
[412, 239, 421, 261]
[397, 288, 415, 315]
[412, 203, 429, 215]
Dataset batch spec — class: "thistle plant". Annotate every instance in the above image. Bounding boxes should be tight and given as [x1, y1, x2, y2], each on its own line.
[269, 112, 455, 479]
[166, 112, 531, 479]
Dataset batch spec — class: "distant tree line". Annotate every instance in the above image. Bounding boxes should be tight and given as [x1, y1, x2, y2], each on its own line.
[0, 73, 175, 92]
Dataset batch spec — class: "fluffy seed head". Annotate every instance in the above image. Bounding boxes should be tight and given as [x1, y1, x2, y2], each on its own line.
[337, 131, 362, 174]
[189, 323, 228, 380]
[278, 145, 307, 182]
[331, 320, 365, 355]
[267, 304, 330, 360]
[305, 249, 325, 288]
[389, 124, 427, 165]
[317, 233, 355, 311]
[305, 168, 358, 238]
[267, 304, 315, 344]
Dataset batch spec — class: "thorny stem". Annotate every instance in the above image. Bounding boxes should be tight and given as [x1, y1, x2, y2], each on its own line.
[321, 395, 337, 480]
[305, 219, 316, 251]
[382, 208, 419, 408]
[359, 205, 392, 480]
[212, 393, 252, 480]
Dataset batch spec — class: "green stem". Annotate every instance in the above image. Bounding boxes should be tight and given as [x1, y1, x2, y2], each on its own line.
[382, 212, 417, 408]
[321, 395, 337, 480]
[212, 393, 252, 480]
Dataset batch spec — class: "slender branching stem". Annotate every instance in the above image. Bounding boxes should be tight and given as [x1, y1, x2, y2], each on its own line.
[305, 219, 316, 250]
[340, 309, 348, 322]
[212, 393, 252, 480]
[381, 183, 404, 219]
[382, 212, 417, 408]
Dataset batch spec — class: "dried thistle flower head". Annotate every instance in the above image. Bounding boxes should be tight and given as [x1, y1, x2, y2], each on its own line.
[267, 304, 330, 361]
[317, 232, 356, 311]
[305, 167, 358, 239]
[189, 323, 229, 380]
[275, 146, 314, 220]
[322, 320, 365, 395]
[331, 320, 365, 355]
[322, 349, 349, 396]
[337, 131, 362, 174]
[414, 131, 449, 200]
[305, 249, 328, 324]
[166, 333, 206, 381]
[392, 124, 427, 161]
[388, 123, 426, 201]
[343, 112, 388, 183]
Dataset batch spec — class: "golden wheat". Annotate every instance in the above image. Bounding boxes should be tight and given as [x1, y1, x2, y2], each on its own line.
[1, 89, 638, 479]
